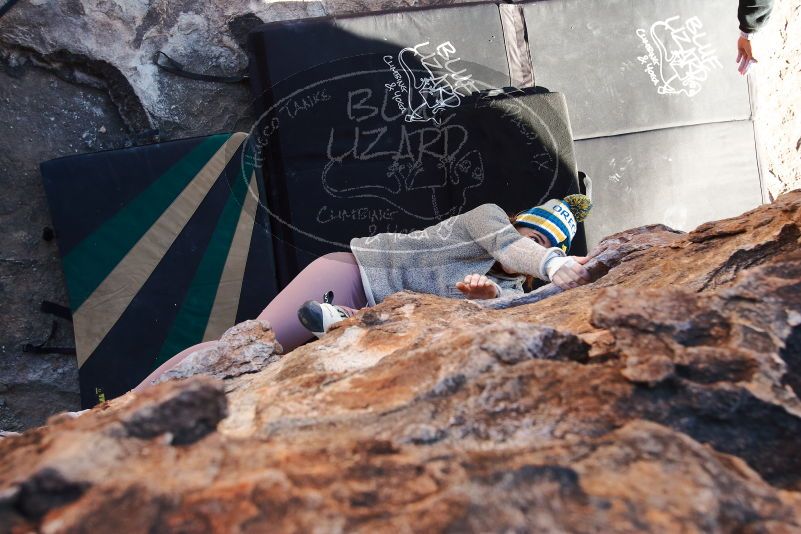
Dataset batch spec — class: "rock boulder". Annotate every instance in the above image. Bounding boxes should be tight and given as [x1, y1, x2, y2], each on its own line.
[1, 192, 801, 531]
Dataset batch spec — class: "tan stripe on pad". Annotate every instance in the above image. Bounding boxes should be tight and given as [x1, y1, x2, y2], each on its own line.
[202, 171, 260, 341]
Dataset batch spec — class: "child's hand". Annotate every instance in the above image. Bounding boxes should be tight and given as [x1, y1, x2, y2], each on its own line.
[547, 256, 592, 290]
[456, 274, 499, 300]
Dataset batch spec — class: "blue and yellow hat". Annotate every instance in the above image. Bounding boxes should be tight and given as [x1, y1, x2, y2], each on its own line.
[514, 193, 593, 252]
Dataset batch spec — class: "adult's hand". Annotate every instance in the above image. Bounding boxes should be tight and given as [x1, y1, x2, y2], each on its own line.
[547, 256, 592, 290]
[737, 34, 756, 75]
[456, 274, 499, 299]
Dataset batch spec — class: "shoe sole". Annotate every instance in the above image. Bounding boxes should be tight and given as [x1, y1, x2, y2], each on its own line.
[298, 301, 324, 337]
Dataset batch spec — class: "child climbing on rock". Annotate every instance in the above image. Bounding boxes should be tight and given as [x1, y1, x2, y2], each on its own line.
[137, 189, 593, 389]
[298, 192, 594, 338]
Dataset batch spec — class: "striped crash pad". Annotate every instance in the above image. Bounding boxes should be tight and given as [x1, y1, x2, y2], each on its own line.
[41, 132, 278, 407]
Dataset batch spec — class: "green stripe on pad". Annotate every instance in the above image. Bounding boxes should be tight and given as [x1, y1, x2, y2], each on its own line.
[153, 154, 256, 367]
[62, 134, 233, 311]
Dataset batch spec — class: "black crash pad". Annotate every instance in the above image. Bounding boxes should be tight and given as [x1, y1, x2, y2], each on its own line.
[523, 0, 752, 139]
[575, 121, 763, 247]
[41, 133, 278, 407]
[248, 6, 586, 286]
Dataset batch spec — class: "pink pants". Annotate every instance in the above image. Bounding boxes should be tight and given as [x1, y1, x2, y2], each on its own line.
[135, 252, 368, 391]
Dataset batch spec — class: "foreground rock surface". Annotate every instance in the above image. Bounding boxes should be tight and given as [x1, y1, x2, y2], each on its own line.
[2, 192, 801, 532]
[150, 320, 283, 387]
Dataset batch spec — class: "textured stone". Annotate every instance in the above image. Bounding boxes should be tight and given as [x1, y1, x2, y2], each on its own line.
[115, 377, 227, 445]
[151, 320, 283, 386]
[0, 376, 226, 527]
[0, 66, 125, 432]
[1, 192, 801, 531]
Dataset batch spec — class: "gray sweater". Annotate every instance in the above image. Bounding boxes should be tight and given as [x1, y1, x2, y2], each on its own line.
[350, 203, 564, 305]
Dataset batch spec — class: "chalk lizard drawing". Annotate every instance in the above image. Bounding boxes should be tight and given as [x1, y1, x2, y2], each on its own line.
[395, 41, 478, 125]
[636, 15, 722, 97]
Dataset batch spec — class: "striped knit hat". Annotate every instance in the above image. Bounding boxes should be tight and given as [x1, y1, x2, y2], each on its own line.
[514, 191, 593, 252]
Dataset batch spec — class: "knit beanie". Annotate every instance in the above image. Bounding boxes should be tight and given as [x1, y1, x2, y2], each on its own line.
[514, 192, 593, 252]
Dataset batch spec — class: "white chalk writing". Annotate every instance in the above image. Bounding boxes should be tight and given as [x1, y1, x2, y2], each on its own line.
[381, 41, 479, 125]
[316, 205, 397, 224]
[636, 16, 722, 97]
